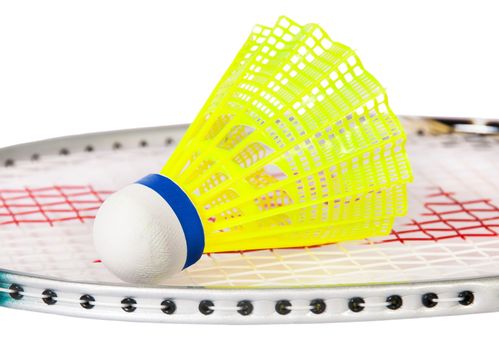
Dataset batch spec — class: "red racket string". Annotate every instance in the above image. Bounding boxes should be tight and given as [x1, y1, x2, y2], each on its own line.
[0, 186, 112, 226]
[1, 186, 498, 246]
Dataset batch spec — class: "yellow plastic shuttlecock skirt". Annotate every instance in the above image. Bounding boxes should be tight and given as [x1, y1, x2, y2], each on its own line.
[161, 16, 413, 253]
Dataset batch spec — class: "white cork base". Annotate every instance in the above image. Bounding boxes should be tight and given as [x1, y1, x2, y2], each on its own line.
[93, 183, 187, 284]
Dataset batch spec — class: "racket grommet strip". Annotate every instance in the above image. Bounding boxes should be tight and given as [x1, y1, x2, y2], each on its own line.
[237, 300, 253, 316]
[310, 299, 326, 314]
[8, 284, 24, 300]
[422, 293, 438, 308]
[199, 300, 214, 315]
[348, 297, 365, 313]
[80, 294, 95, 309]
[275, 300, 292, 315]
[458, 291, 474, 306]
[42, 289, 57, 305]
[121, 297, 137, 312]
[161, 299, 176, 314]
[386, 295, 403, 310]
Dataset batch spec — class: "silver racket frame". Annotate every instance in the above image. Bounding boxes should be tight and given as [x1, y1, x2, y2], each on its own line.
[0, 116, 497, 324]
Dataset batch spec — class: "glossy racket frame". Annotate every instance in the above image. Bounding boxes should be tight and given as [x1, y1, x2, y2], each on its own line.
[0, 116, 497, 324]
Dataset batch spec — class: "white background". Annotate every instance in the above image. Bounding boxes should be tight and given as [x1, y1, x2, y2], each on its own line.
[0, 0, 498, 349]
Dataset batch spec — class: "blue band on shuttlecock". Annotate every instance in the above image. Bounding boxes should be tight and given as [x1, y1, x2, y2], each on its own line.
[136, 174, 205, 269]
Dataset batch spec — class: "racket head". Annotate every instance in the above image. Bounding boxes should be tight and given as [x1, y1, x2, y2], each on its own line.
[0, 116, 498, 323]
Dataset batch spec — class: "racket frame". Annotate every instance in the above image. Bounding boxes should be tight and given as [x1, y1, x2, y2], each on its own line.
[1, 115, 498, 324]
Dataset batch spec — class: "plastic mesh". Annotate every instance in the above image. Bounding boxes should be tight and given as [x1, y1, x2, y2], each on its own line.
[161, 17, 412, 252]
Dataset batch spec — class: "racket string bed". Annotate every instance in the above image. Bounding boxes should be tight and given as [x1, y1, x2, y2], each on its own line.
[3, 166, 499, 288]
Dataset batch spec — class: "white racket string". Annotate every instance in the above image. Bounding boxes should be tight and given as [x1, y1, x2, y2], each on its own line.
[207, 305, 242, 312]
[357, 301, 391, 308]
[0, 286, 12, 294]
[428, 296, 465, 303]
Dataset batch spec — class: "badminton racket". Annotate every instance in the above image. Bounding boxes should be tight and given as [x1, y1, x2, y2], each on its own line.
[0, 115, 498, 324]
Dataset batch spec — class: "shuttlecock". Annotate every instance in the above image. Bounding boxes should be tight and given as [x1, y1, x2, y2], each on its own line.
[93, 16, 412, 284]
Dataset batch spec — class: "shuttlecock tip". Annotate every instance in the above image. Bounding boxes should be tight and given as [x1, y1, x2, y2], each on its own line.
[93, 183, 187, 284]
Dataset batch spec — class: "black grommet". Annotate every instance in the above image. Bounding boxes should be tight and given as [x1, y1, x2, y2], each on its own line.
[386, 295, 403, 310]
[121, 297, 137, 312]
[310, 299, 326, 314]
[84, 145, 94, 152]
[9, 284, 24, 300]
[112, 142, 122, 150]
[139, 140, 148, 147]
[165, 137, 174, 145]
[31, 153, 40, 161]
[417, 129, 425, 136]
[237, 300, 253, 316]
[348, 297, 365, 312]
[458, 291, 474, 306]
[59, 148, 70, 156]
[422, 293, 438, 308]
[161, 299, 176, 314]
[275, 300, 292, 315]
[80, 294, 95, 309]
[199, 300, 214, 315]
[4, 159, 14, 167]
[42, 289, 57, 305]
